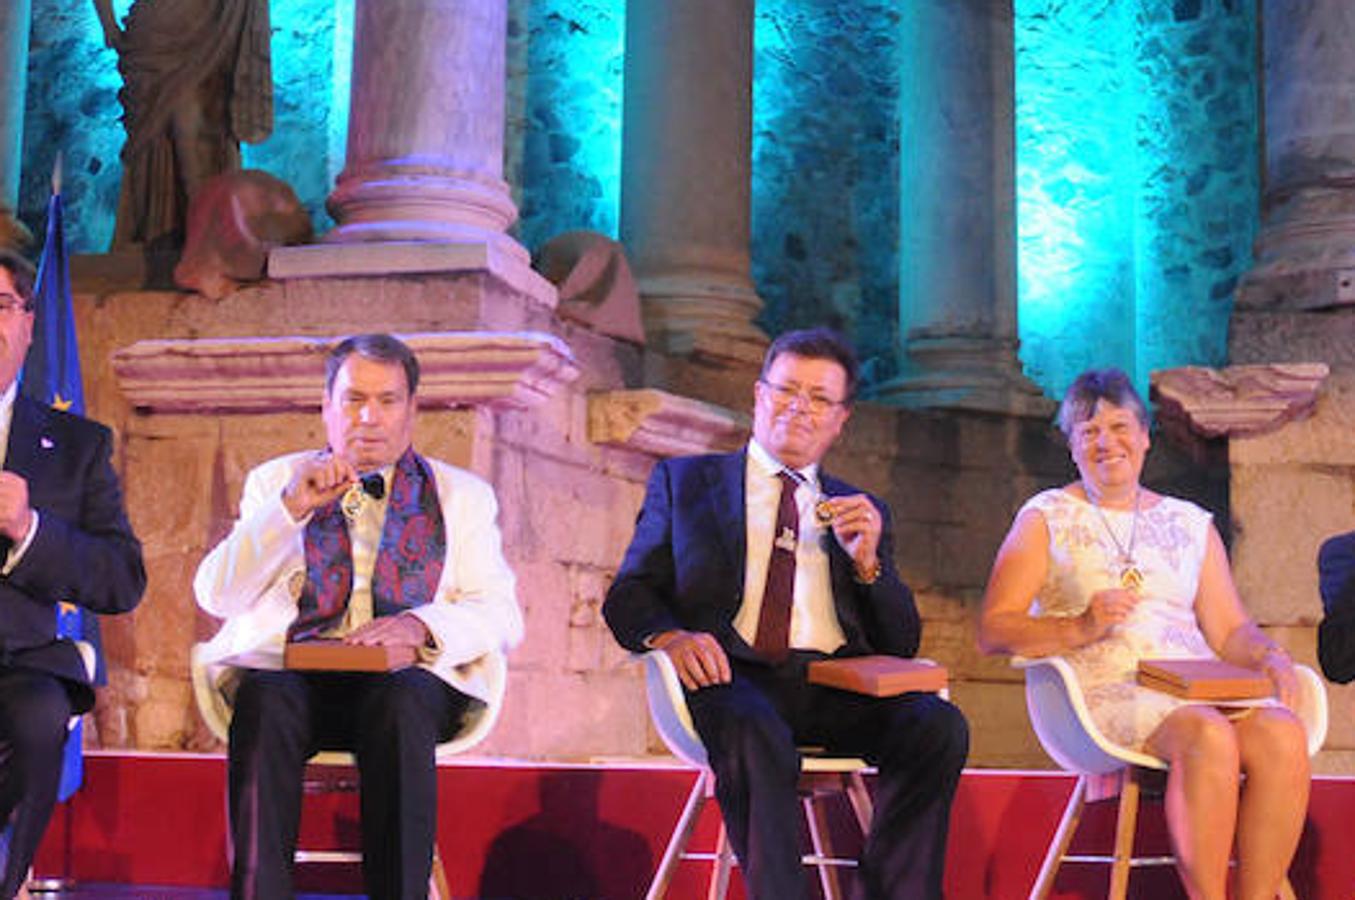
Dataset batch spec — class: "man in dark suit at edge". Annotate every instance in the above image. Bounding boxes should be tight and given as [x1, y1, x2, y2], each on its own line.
[1318, 530, 1355, 683]
[0, 250, 145, 899]
[604, 327, 968, 899]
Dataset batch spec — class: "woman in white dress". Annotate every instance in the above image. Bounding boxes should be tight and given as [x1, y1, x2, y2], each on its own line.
[978, 369, 1309, 900]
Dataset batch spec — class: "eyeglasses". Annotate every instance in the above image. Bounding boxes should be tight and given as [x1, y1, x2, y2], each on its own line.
[0, 294, 32, 316]
[758, 379, 845, 416]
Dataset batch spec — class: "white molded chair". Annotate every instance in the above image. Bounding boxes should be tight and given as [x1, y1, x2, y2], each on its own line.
[642, 650, 945, 900]
[1016, 655, 1328, 900]
[190, 642, 506, 899]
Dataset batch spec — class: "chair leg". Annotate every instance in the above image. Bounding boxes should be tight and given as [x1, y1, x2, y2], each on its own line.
[1108, 773, 1141, 900]
[844, 770, 874, 835]
[803, 793, 846, 900]
[646, 770, 713, 900]
[1029, 776, 1088, 900]
[706, 821, 735, 900]
[429, 844, 450, 900]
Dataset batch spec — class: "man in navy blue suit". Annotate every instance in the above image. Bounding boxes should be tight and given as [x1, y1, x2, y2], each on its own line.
[605, 328, 968, 900]
[1318, 530, 1355, 683]
[0, 250, 145, 899]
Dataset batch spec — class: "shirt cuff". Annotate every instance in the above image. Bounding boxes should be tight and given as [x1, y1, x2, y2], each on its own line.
[410, 610, 444, 664]
[2, 510, 39, 576]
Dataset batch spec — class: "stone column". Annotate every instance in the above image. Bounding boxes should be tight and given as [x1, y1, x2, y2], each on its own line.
[0, 0, 32, 250]
[620, 0, 766, 364]
[874, 0, 1047, 416]
[325, 0, 525, 262]
[1232, 0, 1355, 368]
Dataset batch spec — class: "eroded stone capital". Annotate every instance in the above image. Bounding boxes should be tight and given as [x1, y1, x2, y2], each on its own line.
[587, 389, 748, 457]
[1150, 363, 1329, 438]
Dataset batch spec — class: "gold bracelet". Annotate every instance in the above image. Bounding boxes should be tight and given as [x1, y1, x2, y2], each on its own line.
[854, 557, 882, 585]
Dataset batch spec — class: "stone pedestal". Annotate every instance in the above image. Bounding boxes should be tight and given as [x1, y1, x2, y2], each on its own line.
[325, 0, 527, 265]
[1233, 0, 1355, 367]
[620, 0, 766, 364]
[0, 0, 31, 249]
[268, 239, 557, 317]
[874, 0, 1048, 416]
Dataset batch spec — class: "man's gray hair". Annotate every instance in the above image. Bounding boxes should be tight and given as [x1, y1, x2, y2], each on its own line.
[326, 334, 420, 395]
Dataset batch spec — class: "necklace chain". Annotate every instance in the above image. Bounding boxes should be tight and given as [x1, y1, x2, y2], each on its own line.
[1087, 485, 1143, 590]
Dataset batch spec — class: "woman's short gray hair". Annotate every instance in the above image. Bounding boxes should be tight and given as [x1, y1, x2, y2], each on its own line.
[1056, 368, 1150, 439]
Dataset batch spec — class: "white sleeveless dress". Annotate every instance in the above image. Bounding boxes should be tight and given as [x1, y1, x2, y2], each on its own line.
[1022, 487, 1221, 751]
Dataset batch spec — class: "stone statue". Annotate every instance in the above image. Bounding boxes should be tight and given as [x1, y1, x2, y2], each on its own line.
[94, 0, 273, 252]
[173, 169, 312, 299]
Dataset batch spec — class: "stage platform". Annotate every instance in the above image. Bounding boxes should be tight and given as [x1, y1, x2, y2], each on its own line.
[30, 752, 1355, 898]
[25, 889, 344, 899]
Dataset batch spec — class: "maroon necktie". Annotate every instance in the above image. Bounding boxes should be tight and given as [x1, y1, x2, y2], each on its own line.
[754, 471, 799, 663]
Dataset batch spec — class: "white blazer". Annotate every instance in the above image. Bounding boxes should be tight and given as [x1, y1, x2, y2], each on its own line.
[192, 451, 522, 752]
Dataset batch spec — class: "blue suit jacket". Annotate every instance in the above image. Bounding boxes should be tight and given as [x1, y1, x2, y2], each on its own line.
[0, 395, 145, 711]
[604, 450, 920, 661]
[1318, 529, 1355, 684]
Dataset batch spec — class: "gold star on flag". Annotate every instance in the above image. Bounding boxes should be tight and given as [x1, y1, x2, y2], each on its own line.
[52, 394, 72, 412]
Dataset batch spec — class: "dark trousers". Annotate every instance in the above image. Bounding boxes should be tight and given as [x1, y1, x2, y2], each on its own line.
[0, 668, 73, 900]
[686, 653, 969, 900]
[228, 667, 472, 900]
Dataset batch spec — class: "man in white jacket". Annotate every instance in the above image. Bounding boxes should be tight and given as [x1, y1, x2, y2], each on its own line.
[194, 333, 522, 900]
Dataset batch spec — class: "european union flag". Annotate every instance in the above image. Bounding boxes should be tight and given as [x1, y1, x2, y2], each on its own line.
[20, 160, 90, 803]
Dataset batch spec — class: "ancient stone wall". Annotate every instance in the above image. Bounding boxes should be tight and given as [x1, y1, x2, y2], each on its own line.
[73, 268, 1311, 772]
[67, 262, 1084, 766]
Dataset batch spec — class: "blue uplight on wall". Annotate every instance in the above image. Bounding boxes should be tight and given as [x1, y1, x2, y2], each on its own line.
[20, 0, 127, 252]
[1014, 0, 1136, 398]
[1014, 0, 1258, 398]
[752, 0, 903, 385]
[513, 0, 626, 252]
[241, 0, 350, 233]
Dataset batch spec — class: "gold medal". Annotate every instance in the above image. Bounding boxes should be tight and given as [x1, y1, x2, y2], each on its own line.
[340, 482, 365, 521]
[814, 499, 834, 526]
[1089, 487, 1144, 595]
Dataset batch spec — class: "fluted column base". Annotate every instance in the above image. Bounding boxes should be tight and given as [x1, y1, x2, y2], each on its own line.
[325, 165, 527, 263]
[638, 273, 768, 364]
[1236, 186, 1355, 312]
[873, 334, 1052, 416]
[1231, 187, 1355, 369]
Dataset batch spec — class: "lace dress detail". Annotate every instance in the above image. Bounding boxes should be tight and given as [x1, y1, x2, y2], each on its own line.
[1024, 488, 1219, 751]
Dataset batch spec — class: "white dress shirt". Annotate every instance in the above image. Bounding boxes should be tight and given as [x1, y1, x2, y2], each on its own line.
[734, 438, 847, 655]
